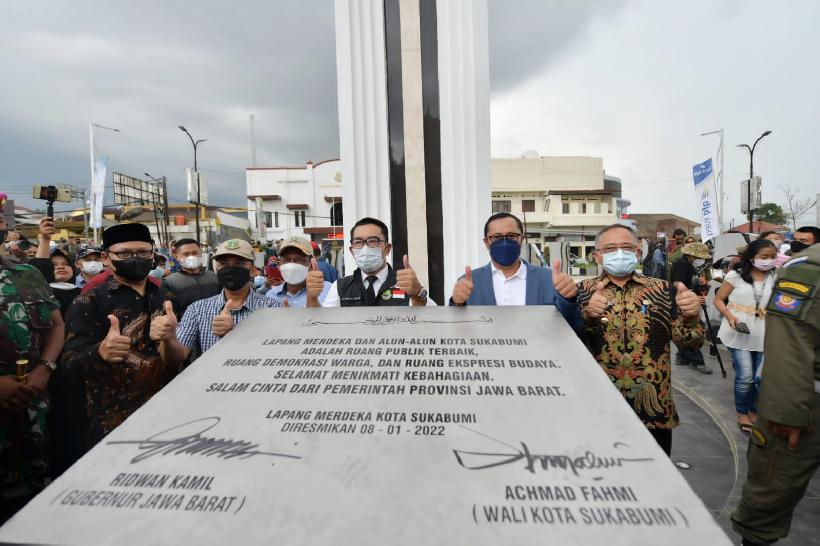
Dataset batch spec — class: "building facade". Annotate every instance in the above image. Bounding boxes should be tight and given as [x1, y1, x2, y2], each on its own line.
[245, 159, 343, 243]
[491, 155, 625, 264]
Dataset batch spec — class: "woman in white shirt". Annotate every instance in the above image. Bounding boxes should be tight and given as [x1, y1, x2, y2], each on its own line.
[713, 238, 778, 435]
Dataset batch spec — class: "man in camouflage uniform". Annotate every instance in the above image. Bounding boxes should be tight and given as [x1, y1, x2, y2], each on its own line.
[732, 244, 820, 545]
[0, 208, 64, 523]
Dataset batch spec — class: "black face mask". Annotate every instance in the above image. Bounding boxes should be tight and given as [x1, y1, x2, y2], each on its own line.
[217, 266, 250, 291]
[111, 257, 154, 281]
[788, 241, 809, 254]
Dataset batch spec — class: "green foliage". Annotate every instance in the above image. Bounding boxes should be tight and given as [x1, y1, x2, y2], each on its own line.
[755, 202, 785, 225]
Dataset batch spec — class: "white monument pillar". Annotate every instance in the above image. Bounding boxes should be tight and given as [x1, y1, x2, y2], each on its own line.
[334, 0, 491, 304]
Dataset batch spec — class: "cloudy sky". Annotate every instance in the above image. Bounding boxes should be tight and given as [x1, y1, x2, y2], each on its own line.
[2, 0, 818, 229]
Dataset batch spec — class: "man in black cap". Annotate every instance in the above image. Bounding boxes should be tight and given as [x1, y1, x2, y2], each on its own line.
[74, 246, 104, 288]
[61, 223, 178, 447]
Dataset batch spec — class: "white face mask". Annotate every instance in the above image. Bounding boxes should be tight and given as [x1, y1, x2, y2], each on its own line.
[353, 246, 385, 273]
[693, 258, 705, 267]
[279, 263, 309, 285]
[81, 261, 104, 275]
[182, 255, 202, 270]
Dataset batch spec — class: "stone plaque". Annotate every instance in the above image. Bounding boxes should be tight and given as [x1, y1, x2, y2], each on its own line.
[0, 306, 730, 545]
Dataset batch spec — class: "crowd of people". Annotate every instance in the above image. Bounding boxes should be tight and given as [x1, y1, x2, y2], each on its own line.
[1, 201, 818, 544]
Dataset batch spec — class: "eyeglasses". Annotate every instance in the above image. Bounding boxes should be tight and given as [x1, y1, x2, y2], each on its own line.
[109, 249, 154, 259]
[486, 233, 522, 244]
[350, 237, 386, 249]
[595, 244, 638, 254]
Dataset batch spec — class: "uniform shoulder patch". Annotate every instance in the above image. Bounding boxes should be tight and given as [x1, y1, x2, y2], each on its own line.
[768, 291, 804, 317]
[782, 256, 808, 269]
[777, 280, 810, 295]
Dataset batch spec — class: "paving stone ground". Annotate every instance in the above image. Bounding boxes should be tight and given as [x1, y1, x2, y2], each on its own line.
[671, 345, 819, 545]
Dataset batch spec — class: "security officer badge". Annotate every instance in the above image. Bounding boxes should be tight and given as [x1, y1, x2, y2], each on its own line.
[767, 274, 815, 320]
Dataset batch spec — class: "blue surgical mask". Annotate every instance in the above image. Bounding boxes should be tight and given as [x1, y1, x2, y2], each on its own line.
[253, 275, 266, 288]
[602, 249, 638, 277]
[149, 266, 165, 280]
[489, 239, 521, 267]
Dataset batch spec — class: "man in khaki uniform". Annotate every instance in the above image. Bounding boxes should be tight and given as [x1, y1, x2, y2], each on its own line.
[732, 244, 820, 545]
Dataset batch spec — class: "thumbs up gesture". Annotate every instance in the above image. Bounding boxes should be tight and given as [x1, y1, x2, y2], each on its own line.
[396, 255, 422, 297]
[551, 259, 578, 299]
[582, 281, 609, 320]
[98, 314, 132, 363]
[451, 266, 474, 305]
[150, 301, 178, 342]
[306, 258, 326, 300]
[212, 301, 237, 337]
[674, 282, 701, 319]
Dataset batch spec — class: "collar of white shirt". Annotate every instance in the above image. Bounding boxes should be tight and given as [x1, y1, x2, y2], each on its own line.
[490, 260, 527, 281]
[359, 265, 390, 288]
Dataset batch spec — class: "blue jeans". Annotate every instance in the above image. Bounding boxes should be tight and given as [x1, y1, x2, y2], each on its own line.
[729, 348, 764, 415]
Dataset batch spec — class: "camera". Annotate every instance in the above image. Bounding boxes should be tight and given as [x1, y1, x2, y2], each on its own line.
[33, 184, 71, 218]
[690, 275, 710, 297]
[33, 185, 71, 203]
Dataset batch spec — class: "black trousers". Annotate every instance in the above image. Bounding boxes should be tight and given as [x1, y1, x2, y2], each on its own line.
[650, 428, 673, 456]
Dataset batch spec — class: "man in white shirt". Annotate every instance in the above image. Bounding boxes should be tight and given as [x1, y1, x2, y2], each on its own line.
[449, 212, 581, 331]
[307, 217, 436, 308]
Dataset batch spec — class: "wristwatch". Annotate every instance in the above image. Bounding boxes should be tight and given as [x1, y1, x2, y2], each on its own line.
[38, 359, 57, 372]
[413, 288, 428, 302]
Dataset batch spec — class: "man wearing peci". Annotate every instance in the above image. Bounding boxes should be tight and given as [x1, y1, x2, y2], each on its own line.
[307, 217, 435, 308]
[449, 212, 582, 332]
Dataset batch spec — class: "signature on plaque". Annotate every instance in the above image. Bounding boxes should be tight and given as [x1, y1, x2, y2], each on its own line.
[452, 426, 654, 477]
[301, 315, 494, 327]
[107, 417, 302, 465]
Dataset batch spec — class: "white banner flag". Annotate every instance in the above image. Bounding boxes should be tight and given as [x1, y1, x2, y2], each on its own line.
[692, 158, 719, 243]
[90, 156, 108, 229]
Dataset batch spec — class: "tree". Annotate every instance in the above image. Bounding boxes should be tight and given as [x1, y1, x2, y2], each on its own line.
[781, 185, 817, 231]
[754, 202, 785, 225]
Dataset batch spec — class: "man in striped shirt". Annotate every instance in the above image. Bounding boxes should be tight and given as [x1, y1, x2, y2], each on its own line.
[151, 239, 279, 363]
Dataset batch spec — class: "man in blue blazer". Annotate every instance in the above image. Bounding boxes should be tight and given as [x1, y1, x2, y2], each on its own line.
[449, 212, 583, 333]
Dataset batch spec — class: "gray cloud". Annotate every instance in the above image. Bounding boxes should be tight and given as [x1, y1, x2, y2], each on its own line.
[1, 0, 338, 210]
[488, 0, 627, 93]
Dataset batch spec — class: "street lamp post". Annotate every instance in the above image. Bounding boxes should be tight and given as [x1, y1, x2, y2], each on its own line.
[178, 126, 207, 243]
[736, 130, 772, 234]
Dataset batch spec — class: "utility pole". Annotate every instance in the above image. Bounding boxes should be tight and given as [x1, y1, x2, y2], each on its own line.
[178, 126, 207, 243]
[737, 130, 772, 234]
[249, 114, 257, 167]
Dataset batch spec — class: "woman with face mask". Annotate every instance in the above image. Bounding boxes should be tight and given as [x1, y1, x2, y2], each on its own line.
[713, 238, 778, 435]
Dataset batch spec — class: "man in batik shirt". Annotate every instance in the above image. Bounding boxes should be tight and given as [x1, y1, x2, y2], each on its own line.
[61, 223, 177, 447]
[578, 224, 704, 456]
[0, 207, 64, 522]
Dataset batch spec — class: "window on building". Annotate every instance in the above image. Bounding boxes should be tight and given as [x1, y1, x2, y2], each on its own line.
[492, 200, 511, 213]
[264, 212, 273, 227]
[601, 202, 609, 214]
[594, 202, 601, 214]
[521, 199, 535, 213]
[562, 202, 570, 214]
[581, 203, 587, 214]
[294, 210, 306, 227]
[330, 202, 343, 226]
[544, 199, 550, 212]
[274, 211, 279, 228]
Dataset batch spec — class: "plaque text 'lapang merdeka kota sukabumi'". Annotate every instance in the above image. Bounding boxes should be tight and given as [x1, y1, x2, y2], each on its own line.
[0, 306, 731, 545]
